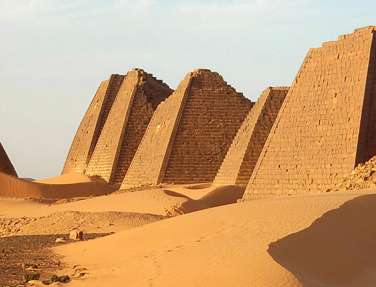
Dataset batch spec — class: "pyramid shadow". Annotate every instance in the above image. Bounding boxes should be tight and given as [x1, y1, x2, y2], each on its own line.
[268, 195, 376, 286]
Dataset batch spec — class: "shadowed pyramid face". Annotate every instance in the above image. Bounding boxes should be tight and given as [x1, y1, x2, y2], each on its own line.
[0, 143, 17, 177]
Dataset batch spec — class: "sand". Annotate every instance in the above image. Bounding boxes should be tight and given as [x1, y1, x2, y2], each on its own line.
[0, 172, 114, 199]
[2, 174, 374, 286]
[54, 191, 376, 287]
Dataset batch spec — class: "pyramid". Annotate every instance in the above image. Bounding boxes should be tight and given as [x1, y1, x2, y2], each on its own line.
[214, 87, 288, 186]
[0, 142, 17, 177]
[85, 69, 172, 184]
[63, 74, 124, 174]
[122, 69, 253, 189]
[244, 26, 376, 199]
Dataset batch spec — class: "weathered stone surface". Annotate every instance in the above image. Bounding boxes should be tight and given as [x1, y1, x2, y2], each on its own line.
[214, 87, 288, 186]
[244, 26, 376, 199]
[122, 69, 253, 188]
[62, 74, 124, 174]
[0, 142, 17, 177]
[85, 69, 172, 184]
[63, 69, 172, 185]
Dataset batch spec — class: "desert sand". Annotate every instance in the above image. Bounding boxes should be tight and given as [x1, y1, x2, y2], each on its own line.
[0, 172, 114, 199]
[50, 191, 376, 287]
[2, 173, 376, 286]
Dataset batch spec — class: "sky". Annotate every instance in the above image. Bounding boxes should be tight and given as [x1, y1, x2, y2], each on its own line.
[1, 0, 376, 178]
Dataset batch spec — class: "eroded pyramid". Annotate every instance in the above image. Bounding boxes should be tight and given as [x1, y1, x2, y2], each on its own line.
[122, 69, 253, 189]
[85, 69, 172, 184]
[214, 87, 288, 186]
[244, 26, 376, 199]
[63, 74, 124, 174]
[0, 142, 17, 177]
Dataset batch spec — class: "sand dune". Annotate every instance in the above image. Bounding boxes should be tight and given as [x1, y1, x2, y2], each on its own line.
[0, 172, 114, 199]
[34, 173, 96, 184]
[0, 184, 243, 219]
[54, 191, 375, 287]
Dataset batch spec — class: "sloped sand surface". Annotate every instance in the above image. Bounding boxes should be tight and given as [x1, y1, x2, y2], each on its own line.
[0, 184, 244, 218]
[34, 173, 95, 184]
[0, 172, 114, 199]
[55, 192, 376, 287]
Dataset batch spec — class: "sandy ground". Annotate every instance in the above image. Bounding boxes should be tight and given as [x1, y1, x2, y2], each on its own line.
[2, 173, 375, 287]
[0, 172, 115, 199]
[0, 179, 245, 286]
[53, 191, 376, 287]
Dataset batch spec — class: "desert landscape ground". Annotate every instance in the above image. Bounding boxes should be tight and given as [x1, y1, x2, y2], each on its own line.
[2, 25, 376, 287]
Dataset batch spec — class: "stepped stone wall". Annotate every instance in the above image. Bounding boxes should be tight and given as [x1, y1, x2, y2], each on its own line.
[162, 70, 253, 184]
[111, 72, 172, 185]
[85, 71, 140, 181]
[85, 69, 172, 184]
[122, 69, 252, 189]
[121, 74, 192, 188]
[0, 143, 17, 177]
[244, 26, 376, 199]
[214, 87, 288, 186]
[62, 74, 124, 174]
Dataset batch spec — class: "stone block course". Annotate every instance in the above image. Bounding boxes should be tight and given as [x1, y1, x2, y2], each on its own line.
[85, 69, 172, 184]
[214, 87, 288, 186]
[121, 69, 252, 188]
[243, 27, 376, 199]
[63, 69, 172, 185]
[62, 74, 124, 174]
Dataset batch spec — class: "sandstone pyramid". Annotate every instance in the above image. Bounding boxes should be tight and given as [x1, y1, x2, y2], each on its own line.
[63, 74, 124, 174]
[0, 142, 17, 177]
[121, 69, 253, 189]
[63, 69, 172, 185]
[214, 87, 288, 186]
[244, 26, 376, 199]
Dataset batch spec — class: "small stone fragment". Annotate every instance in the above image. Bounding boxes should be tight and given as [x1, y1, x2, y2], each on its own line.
[69, 230, 83, 241]
[55, 237, 66, 243]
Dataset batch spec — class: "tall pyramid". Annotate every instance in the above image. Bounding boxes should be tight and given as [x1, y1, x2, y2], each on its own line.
[214, 87, 288, 186]
[63, 74, 124, 174]
[244, 26, 376, 199]
[84, 69, 172, 184]
[0, 142, 17, 177]
[122, 69, 253, 189]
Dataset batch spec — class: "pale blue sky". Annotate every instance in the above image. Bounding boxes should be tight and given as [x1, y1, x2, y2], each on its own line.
[1, 0, 375, 178]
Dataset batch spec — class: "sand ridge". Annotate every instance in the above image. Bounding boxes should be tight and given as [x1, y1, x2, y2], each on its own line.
[53, 191, 375, 287]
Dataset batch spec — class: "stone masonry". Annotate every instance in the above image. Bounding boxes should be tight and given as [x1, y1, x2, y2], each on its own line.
[121, 69, 253, 189]
[85, 69, 172, 184]
[62, 74, 124, 174]
[214, 87, 288, 186]
[0, 142, 17, 177]
[244, 26, 376, 199]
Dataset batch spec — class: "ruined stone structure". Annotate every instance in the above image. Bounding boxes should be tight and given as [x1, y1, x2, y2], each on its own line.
[63, 74, 124, 175]
[122, 69, 253, 189]
[63, 69, 172, 185]
[214, 87, 288, 186]
[0, 143, 17, 177]
[244, 26, 376, 199]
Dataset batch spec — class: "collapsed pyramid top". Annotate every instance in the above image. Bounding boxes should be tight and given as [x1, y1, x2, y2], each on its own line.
[0, 142, 17, 177]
